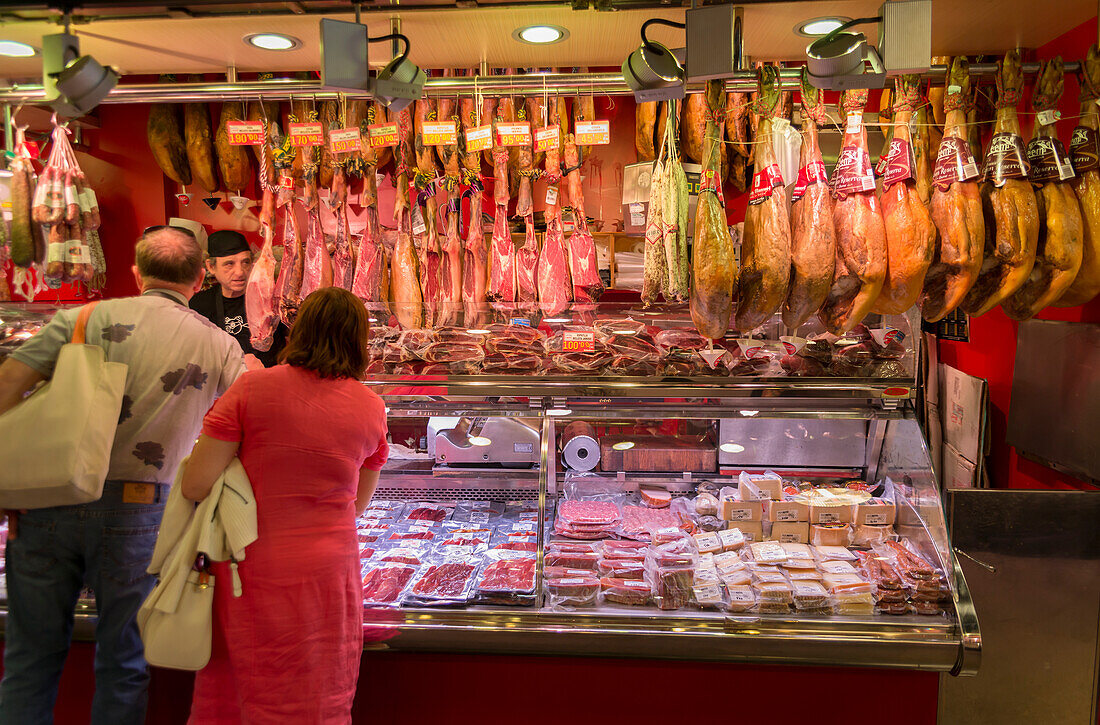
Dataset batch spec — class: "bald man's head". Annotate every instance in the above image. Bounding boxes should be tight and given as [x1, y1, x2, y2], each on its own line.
[134, 227, 203, 284]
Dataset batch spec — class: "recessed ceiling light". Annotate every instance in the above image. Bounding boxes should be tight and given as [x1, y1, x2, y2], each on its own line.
[244, 33, 301, 51]
[0, 40, 37, 58]
[513, 25, 568, 45]
[795, 17, 850, 37]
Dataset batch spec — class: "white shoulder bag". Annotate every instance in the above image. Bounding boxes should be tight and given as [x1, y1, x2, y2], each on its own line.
[0, 302, 127, 509]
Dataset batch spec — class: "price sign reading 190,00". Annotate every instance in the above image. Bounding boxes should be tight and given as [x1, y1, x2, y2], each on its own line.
[562, 331, 595, 353]
[226, 121, 264, 146]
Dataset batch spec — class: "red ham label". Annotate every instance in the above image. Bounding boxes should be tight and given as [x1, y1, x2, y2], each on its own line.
[1070, 126, 1099, 174]
[982, 132, 1030, 186]
[575, 120, 611, 145]
[278, 175, 294, 189]
[366, 123, 399, 148]
[465, 125, 493, 153]
[1027, 136, 1076, 182]
[791, 159, 829, 202]
[535, 126, 561, 152]
[881, 137, 915, 188]
[562, 331, 595, 352]
[833, 144, 876, 197]
[421, 120, 457, 146]
[748, 163, 785, 205]
[329, 127, 362, 153]
[699, 167, 725, 205]
[496, 122, 532, 147]
[932, 136, 980, 190]
[226, 120, 264, 146]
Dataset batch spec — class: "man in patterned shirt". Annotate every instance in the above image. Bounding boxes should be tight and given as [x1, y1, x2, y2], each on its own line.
[0, 227, 247, 724]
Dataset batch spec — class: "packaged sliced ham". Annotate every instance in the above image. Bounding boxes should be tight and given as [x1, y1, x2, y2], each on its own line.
[598, 539, 650, 560]
[402, 501, 455, 523]
[601, 577, 652, 606]
[545, 548, 599, 570]
[650, 566, 694, 610]
[597, 558, 646, 580]
[363, 563, 419, 607]
[406, 560, 480, 606]
[476, 553, 537, 604]
[546, 575, 601, 607]
[639, 485, 672, 508]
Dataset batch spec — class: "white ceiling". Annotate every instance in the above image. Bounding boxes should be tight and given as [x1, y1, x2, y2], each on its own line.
[0, 0, 1094, 82]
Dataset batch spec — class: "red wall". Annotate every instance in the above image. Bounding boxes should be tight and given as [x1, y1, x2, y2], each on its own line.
[937, 17, 1100, 491]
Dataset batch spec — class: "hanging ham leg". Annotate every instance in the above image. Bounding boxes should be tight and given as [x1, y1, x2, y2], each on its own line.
[299, 201, 333, 299]
[486, 207, 515, 310]
[329, 168, 355, 290]
[784, 69, 836, 329]
[459, 88, 490, 326]
[1057, 44, 1100, 307]
[819, 89, 888, 334]
[922, 57, 986, 322]
[1003, 57, 1084, 319]
[564, 134, 603, 304]
[274, 201, 305, 326]
[690, 79, 736, 339]
[245, 186, 278, 351]
[417, 192, 443, 327]
[537, 104, 572, 317]
[515, 215, 540, 317]
[351, 170, 387, 313]
[391, 107, 423, 329]
[737, 65, 792, 332]
[875, 75, 937, 315]
[438, 192, 464, 326]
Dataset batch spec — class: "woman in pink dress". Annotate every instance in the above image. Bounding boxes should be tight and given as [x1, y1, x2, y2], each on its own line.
[182, 287, 388, 724]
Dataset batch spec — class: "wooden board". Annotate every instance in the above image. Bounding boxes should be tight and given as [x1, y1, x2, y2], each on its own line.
[599, 435, 716, 473]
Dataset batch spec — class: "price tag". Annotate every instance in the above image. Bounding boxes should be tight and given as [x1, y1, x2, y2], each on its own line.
[629, 202, 646, 226]
[226, 120, 264, 146]
[465, 124, 493, 152]
[412, 205, 427, 235]
[511, 318, 531, 327]
[367, 123, 399, 148]
[575, 120, 610, 145]
[421, 120, 457, 146]
[535, 126, 560, 152]
[329, 127, 362, 153]
[1038, 109, 1062, 126]
[845, 113, 862, 135]
[562, 330, 595, 352]
[545, 185, 559, 206]
[288, 122, 324, 147]
[278, 175, 295, 190]
[496, 122, 532, 147]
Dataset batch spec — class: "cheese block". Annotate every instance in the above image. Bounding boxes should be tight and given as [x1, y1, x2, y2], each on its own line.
[738, 473, 784, 501]
[721, 569, 752, 587]
[821, 572, 874, 594]
[693, 531, 722, 555]
[720, 492, 763, 522]
[785, 567, 823, 581]
[726, 584, 756, 612]
[727, 521, 763, 542]
[818, 559, 858, 576]
[717, 528, 746, 552]
[791, 580, 830, 610]
[811, 524, 850, 547]
[767, 498, 809, 522]
[749, 541, 789, 565]
[854, 498, 897, 525]
[714, 551, 745, 575]
[813, 545, 857, 561]
[778, 542, 813, 560]
[769, 521, 810, 544]
[809, 503, 855, 524]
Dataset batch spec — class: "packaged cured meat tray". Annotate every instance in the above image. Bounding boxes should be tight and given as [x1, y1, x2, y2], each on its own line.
[405, 560, 482, 606]
[362, 313, 916, 381]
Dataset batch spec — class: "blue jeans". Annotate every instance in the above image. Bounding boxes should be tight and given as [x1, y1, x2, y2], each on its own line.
[0, 481, 166, 725]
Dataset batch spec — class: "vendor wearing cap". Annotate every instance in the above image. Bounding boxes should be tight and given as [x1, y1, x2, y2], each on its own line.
[190, 229, 286, 367]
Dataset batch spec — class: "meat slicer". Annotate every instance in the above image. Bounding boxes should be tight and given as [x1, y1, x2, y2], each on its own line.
[429, 416, 540, 468]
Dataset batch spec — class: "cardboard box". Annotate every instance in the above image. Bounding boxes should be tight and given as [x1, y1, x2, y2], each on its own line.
[809, 503, 854, 524]
[854, 499, 897, 526]
[943, 443, 978, 489]
[768, 520, 810, 544]
[767, 499, 809, 522]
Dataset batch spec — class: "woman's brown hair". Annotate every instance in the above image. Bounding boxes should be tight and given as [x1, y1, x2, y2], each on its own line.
[279, 287, 370, 379]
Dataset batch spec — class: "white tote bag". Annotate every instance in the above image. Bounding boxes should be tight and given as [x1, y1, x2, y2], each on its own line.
[0, 302, 127, 509]
[139, 567, 214, 670]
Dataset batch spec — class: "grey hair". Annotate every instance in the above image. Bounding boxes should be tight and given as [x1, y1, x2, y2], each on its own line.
[135, 227, 203, 284]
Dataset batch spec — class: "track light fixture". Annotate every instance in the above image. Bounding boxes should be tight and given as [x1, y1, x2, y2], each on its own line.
[804, 16, 886, 90]
[370, 32, 425, 112]
[622, 18, 686, 103]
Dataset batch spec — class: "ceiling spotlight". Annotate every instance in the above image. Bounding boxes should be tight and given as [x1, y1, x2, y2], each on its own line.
[369, 32, 425, 112]
[622, 18, 686, 102]
[513, 25, 568, 44]
[796, 17, 850, 37]
[804, 15, 886, 90]
[0, 40, 36, 58]
[245, 33, 301, 51]
[42, 32, 118, 118]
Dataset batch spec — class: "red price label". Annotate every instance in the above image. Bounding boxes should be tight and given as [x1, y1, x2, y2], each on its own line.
[575, 120, 610, 146]
[465, 125, 492, 153]
[328, 128, 361, 154]
[496, 122, 532, 147]
[562, 331, 595, 353]
[278, 175, 295, 189]
[288, 122, 325, 147]
[226, 120, 264, 146]
[367, 123, 399, 148]
[421, 120, 457, 146]
[535, 126, 560, 153]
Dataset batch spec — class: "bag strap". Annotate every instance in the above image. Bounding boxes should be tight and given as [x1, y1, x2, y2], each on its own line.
[72, 301, 101, 345]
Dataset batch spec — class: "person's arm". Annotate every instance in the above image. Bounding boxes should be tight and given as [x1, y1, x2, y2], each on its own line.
[0, 359, 46, 416]
[181, 435, 240, 502]
[355, 468, 381, 516]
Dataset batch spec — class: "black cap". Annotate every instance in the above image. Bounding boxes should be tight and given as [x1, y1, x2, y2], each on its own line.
[206, 230, 251, 258]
